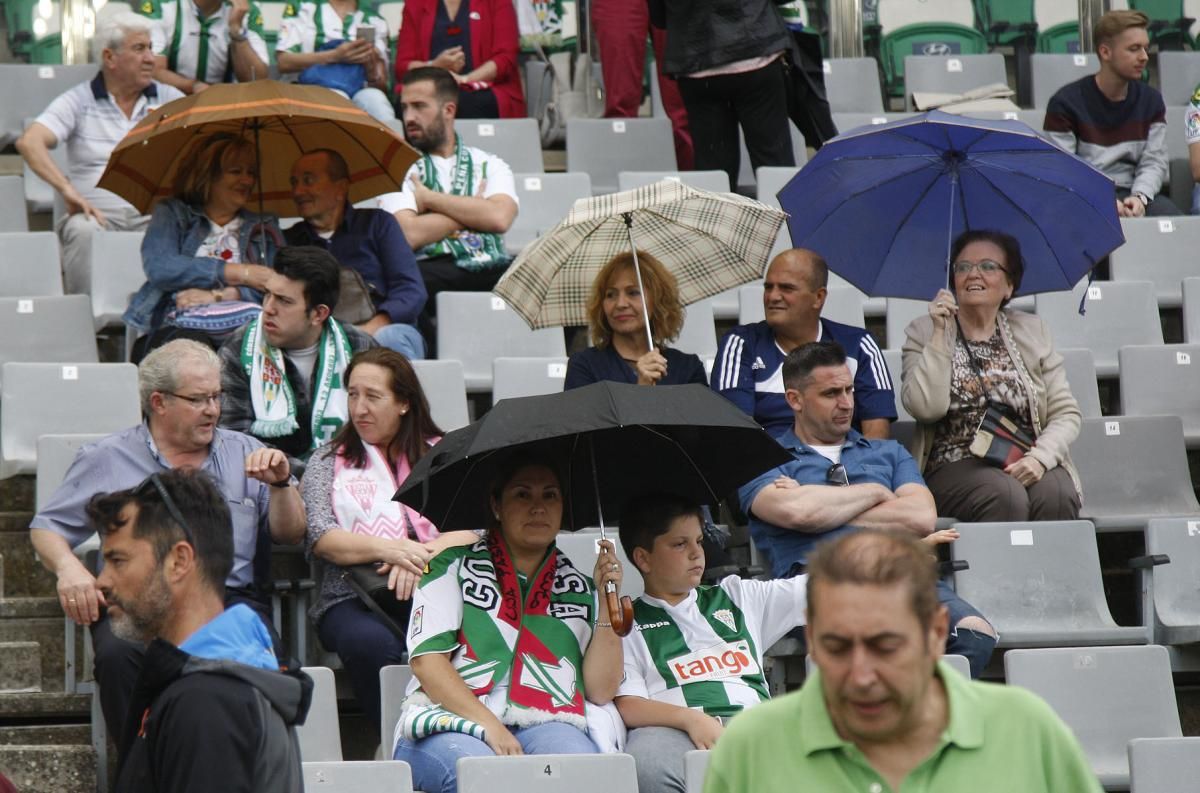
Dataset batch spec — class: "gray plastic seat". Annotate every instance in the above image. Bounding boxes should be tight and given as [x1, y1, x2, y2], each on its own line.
[674, 298, 718, 359]
[949, 520, 1148, 647]
[491, 357, 569, 403]
[0, 176, 28, 232]
[738, 284, 866, 329]
[436, 293, 567, 392]
[617, 170, 730, 194]
[754, 166, 799, 209]
[553, 531, 643, 599]
[410, 359, 470, 432]
[1004, 645, 1181, 790]
[1030, 53, 1099, 109]
[89, 231, 145, 330]
[297, 666, 342, 762]
[0, 232, 62, 296]
[1058, 347, 1101, 419]
[1110, 216, 1200, 309]
[684, 749, 710, 793]
[735, 124, 807, 194]
[1071, 416, 1200, 531]
[1035, 280, 1161, 377]
[1119, 344, 1200, 445]
[1128, 737, 1200, 793]
[1156, 51, 1200, 106]
[566, 118, 676, 195]
[1184, 277, 1200, 344]
[884, 297, 926, 352]
[825, 57, 884, 113]
[506, 172, 592, 255]
[454, 118, 543, 174]
[0, 362, 139, 478]
[378, 664, 414, 756]
[710, 287, 740, 322]
[457, 753, 638, 793]
[0, 64, 95, 146]
[36, 434, 105, 512]
[1143, 519, 1200, 645]
[303, 761, 413, 792]
[881, 350, 910, 422]
[902, 54, 1007, 112]
[0, 295, 98, 383]
[831, 112, 918, 134]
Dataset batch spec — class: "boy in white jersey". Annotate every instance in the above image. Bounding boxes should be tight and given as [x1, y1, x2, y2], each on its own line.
[614, 494, 807, 793]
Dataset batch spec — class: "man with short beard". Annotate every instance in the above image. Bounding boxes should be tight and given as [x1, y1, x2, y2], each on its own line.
[90, 469, 309, 793]
[379, 66, 519, 339]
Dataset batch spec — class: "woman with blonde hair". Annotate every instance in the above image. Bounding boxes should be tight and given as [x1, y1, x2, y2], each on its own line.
[564, 250, 706, 388]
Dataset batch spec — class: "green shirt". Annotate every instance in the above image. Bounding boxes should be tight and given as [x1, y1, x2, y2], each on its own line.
[704, 660, 1103, 793]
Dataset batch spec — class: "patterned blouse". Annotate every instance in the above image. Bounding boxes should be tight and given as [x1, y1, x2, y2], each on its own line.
[926, 324, 1032, 474]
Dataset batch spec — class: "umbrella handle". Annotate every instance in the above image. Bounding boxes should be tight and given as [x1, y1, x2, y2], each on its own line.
[605, 580, 634, 637]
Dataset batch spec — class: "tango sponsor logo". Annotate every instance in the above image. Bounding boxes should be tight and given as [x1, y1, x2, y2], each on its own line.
[669, 641, 760, 685]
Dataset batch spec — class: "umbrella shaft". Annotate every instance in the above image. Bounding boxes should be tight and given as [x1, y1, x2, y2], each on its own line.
[623, 213, 655, 353]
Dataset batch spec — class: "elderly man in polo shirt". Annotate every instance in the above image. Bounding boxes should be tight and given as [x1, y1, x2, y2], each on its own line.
[136, 0, 271, 94]
[16, 12, 185, 295]
[29, 339, 306, 746]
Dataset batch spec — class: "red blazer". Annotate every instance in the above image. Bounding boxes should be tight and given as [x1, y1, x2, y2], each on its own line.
[394, 0, 526, 119]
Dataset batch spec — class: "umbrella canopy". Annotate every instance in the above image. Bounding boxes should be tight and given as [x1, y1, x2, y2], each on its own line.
[493, 179, 788, 331]
[98, 80, 418, 216]
[394, 381, 792, 532]
[778, 110, 1124, 299]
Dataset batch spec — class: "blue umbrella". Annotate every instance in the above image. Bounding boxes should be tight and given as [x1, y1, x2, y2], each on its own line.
[778, 110, 1124, 299]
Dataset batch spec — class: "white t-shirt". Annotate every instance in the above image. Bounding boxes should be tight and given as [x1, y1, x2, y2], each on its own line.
[141, 0, 270, 84]
[195, 216, 244, 262]
[276, 0, 388, 67]
[377, 143, 519, 216]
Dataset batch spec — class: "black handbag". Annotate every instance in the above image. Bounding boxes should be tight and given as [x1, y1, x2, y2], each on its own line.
[958, 321, 1036, 468]
[341, 509, 418, 641]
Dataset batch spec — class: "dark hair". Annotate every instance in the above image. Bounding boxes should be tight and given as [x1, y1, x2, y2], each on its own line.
[328, 348, 443, 469]
[617, 493, 704, 561]
[1094, 9, 1149, 51]
[487, 451, 567, 530]
[86, 469, 233, 597]
[272, 246, 340, 312]
[172, 132, 255, 209]
[782, 340, 848, 392]
[402, 66, 460, 104]
[806, 529, 940, 631]
[949, 229, 1024, 308]
[306, 148, 350, 183]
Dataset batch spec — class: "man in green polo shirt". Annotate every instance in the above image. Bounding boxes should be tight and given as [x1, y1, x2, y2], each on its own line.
[704, 530, 1102, 793]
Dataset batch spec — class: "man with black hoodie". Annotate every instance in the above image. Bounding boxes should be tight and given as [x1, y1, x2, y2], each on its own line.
[90, 469, 310, 793]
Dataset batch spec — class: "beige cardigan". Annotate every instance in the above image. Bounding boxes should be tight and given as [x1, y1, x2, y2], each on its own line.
[900, 309, 1082, 498]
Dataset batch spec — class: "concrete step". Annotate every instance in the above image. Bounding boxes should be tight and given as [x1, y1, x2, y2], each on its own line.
[0, 533, 56, 598]
[0, 691, 89, 719]
[0, 512, 33, 533]
[0, 641, 41, 693]
[0, 477, 34, 513]
[0, 617, 66, 693]
[0, 725, 90, 746]
[0, 744, 96, 793]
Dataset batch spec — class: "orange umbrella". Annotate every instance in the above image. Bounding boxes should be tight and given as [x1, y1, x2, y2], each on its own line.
[98, 80, 418, 216]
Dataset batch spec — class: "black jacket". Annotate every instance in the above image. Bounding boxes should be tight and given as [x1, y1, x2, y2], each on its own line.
[115, 640, 313, 793]
[648, 0, 793, 77]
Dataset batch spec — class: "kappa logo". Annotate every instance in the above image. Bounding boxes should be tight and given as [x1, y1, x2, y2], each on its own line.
[751, 357, 766, 370]
[636, 620, 672, 631]
[669, 641, 760, 685]
[712, 609, 736, 632]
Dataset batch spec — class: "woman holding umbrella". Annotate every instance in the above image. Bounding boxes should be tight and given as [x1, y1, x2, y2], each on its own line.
[124, 132, 281, 358]
[392, 453, 624, 793]
[900, 230, 1083, 524]
[564, 250, 707, 389]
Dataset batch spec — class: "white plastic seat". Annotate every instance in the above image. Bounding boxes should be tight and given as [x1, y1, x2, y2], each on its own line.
[35, 434, 105, 512]
[674, 298, 718, 359]
[0, 176, 28, 232]
[0, 362, 139, 478]
[456, 753, 638, 793]
[1110, 216, 1200, 309]
[566, 118, 677, 195]
[410, 359, 470, 431]
[902, 53, 1007, 112]
[825, 57, 885, 113]
[1184, 277, 1200, 343]
[1143, 519, 1200, 646]
[378, 664, 414, 755]
[506, 172, 592, 255]
[436, 293, 566, 392]
[683, 750, 710, 793]
[881, 349, 910, 422]
[1035, 280, 1161, 377]
[0, 232, 62, 295]
[89, 230, 145, 330]
[455, 118, 544, 174]
[491, 357, 569, 403]
[303, 761, 414, 792]
[616, 170, 730, 194]
[1156, 51, 1200, 106]
[553, 532, 643, 600]
[0, 64, 95, 146]
[1119, 344, 1200, 445]
[297, 666, 343, 762]
[1129, 737, 1200, 793]
[1030, 53, 1098, 109]
[0, 295, 98, 383]
[1058, 347, 1101, 419]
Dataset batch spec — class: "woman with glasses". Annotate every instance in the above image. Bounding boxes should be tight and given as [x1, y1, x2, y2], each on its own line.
[900, 229, 1082, 524]
[125, 132, 281, 361]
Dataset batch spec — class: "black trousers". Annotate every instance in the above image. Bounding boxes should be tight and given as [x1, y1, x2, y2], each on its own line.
[677, 59, 795, 190]
[417, 254, 510, 355]
[316, 598, 409, 739]
[91, 590, 276, 743]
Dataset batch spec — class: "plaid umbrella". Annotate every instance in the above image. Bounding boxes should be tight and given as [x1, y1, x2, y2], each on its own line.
[493, 179, 788, 333]
[98, 80, 418, 216]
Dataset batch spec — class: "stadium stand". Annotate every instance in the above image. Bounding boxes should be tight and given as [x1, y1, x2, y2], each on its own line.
[410, 359, 471, 431]
[1119, 344, 1200, 445]
[902, 53, 1007, 111]
[566, 117, 677, 195]
[1128, 737, 1200, 793]
[436, 292, 567, 392]
[302, 761, 414, 792]
[456, 754, 638, 793]
[0, 63, 93, 146]
[297, 666, 343, 763]
[1143, 518, 1200, 646]
[877, 0, 988, 100]
[0, 295, 98, 381]
[1034, 0, 1080, 52]
[1110, 216, 1200, 309]
[824, 57, 885, 114]
[505, 171, 592, 255]
[0, 233, 62, 296]
[448, 118, 545, 175]
[1034, 280, 1162, 377]
[491, 356, 569, 402]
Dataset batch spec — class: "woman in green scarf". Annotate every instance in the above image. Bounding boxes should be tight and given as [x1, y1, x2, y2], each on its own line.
[392, 453, 624, 793]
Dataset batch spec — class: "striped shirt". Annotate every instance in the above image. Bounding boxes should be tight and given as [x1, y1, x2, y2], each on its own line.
[617, 577, 806, 716]
[276, 0, 389, 65]
[138, 0, 269, 84]
[711, 318, 896, 438]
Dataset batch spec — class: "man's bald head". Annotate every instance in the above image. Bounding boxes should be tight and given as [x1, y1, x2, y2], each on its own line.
[767, 248, 829, 292]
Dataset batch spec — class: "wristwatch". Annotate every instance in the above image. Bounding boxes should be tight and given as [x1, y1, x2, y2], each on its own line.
[1134, 191, 1152, 208]
[229, 27, 248, 43]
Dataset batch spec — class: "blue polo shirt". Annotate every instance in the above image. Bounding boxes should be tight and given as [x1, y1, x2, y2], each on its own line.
[738, 428, 924, 577]
[711, 319, 896, 438]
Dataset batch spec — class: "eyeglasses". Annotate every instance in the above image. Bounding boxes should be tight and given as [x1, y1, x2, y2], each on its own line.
[166, 391, 223, 409]
[134, 472, 196, 548]
[826, 463, 849, 487]
[951, 260, 1008, 277]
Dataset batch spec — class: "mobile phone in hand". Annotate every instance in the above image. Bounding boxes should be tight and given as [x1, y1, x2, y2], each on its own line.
[356, 26, 375, 42]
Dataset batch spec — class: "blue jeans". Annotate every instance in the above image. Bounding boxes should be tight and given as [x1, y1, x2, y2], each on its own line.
[373, 323, 425, 360]
[937, 580, 996, 678]
[393, 720, 598, 793]
[352, 87, 396, 122]
[316, 598, 406, 737]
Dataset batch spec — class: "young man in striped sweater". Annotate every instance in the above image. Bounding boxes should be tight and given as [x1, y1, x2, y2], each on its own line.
[614, 494, 808, 793]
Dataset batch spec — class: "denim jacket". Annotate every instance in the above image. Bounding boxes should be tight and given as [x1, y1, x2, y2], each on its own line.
[124, 198, 280, 333]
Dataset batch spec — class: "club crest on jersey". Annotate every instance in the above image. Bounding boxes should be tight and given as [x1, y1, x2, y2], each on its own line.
[712, 609, 736, 632]
[669, 641, 760, 685]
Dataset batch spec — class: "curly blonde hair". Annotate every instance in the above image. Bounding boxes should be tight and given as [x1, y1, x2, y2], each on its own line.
[172, 132, 256, 209]
[586, 250, 684, 348]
